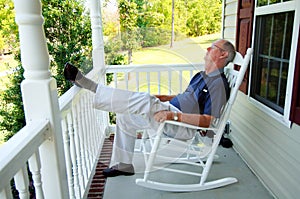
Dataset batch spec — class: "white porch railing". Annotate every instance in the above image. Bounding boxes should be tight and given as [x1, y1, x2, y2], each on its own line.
[0, 120, 50, 199]
[0, 63, 203, 199]
[58, 68, 109, 198]
[106, 63, 203, 94]
[0, 66, 108, 199]
[103, 63, 203, 136]
[0, 0, 108, 198]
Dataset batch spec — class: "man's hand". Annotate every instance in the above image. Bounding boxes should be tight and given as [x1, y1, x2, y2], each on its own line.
[154, 110, 172, 123]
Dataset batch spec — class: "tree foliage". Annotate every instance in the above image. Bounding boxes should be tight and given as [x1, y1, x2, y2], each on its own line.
[118, 0, 142, 64]
[0, 63, 25, 140]
[0, 0, 18, 54]
[42, 0, 92, 95]
[0, 0, 92, 139]
[104, 0, 222, 51]
[186, 0, 222, 36]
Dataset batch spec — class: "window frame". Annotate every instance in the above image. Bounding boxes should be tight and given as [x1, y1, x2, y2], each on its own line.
[248, 0, 299, 127]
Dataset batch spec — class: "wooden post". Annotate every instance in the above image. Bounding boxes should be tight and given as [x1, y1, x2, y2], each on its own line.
[14, 0, 69, 198]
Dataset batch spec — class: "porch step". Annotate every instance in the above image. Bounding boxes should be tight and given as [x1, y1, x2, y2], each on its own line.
[87, 135, 114, 199]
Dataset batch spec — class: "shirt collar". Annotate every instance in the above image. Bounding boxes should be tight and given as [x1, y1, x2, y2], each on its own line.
[206, 68, 224, 77]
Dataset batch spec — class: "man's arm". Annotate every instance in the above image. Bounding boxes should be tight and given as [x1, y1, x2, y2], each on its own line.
[155, 95, 176, 102]
[153, 110, 213, 128]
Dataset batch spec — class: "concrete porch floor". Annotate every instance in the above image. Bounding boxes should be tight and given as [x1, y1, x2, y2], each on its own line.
[102, 140, 274, 199]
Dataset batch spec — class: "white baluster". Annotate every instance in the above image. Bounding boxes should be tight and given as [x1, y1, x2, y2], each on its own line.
[91, 104, 101, 147]
[72, 105, 85, 194]
[87, 94, 96, 160]
[93, 96, 102, 150]
[113, 73, 118, 88]
[147, 72, 150, 93]
[168, 70, 172, 95]
[179, 70, 183, 93]
[28, 152, 44, 199]
[75, 103, 88, 186]
[14, 167, 29, 199]
[81, 95, 93, 173]
[79, 96, 91, 178]
[67, 113, 81, 198]
[61, 118, 75, 198]
[89, 94, 98, 163]
[0, 185, 13, 199]
[136, 72, 140, 92]
[158, 71, 161, 94]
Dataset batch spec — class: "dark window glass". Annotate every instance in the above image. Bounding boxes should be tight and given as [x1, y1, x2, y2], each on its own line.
[257, 0, 292, 7]
[251, 11, 294, 114]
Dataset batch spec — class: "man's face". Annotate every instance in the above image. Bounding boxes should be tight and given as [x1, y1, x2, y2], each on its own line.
[204, 40, 226, 65]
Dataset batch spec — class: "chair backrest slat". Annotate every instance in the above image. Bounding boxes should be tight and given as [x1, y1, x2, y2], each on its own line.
[224, 49, 253, 105]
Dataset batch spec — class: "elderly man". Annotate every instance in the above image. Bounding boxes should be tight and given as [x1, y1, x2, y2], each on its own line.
[64, 39, 236, 177]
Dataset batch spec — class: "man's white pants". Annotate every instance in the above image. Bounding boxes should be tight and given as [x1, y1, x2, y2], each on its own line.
[93, 85, 195, 166]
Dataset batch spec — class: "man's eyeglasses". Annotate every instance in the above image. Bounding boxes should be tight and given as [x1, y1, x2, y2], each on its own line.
[211, 44, 226, 52]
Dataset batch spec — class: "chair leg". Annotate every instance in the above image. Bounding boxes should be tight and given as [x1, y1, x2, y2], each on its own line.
[142, 123, 165, 181]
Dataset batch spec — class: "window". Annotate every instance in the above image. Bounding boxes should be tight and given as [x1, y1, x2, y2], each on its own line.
[257, 0, 292, 7]
[250, 0, 298, 125]
[251, 12, 294, 114]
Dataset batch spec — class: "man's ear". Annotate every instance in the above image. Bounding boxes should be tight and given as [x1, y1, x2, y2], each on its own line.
[220, 51, 229, 59]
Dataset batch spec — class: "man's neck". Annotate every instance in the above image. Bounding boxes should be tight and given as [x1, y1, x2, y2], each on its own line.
[205, 68, 224, 77]
[205, 61, 226, 75]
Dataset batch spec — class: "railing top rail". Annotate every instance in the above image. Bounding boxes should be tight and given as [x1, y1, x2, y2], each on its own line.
[59, 67, 102, 113]
[106, 63, 205, 73]
[0, 119, 50, 189]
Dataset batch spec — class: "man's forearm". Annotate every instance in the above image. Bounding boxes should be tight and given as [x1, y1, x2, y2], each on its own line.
[155, 95, 176, 102]
[178, 113, 213, 127]
[154, 110, 213, 128]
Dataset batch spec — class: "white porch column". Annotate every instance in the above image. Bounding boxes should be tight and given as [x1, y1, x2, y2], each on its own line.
[14, 0, 69, 199]
[89, 0, 106, 84]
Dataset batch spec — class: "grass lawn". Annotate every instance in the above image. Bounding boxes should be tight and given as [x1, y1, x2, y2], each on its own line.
[132, 33, 220, 64]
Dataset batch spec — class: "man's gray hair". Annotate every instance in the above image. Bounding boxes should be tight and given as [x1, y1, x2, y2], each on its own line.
[222, 40, 236, 65]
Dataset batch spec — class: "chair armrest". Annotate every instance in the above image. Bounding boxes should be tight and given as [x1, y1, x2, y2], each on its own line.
[164, 120, 216, 131]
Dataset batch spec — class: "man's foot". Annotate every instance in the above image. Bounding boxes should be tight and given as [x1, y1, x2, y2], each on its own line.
[103, 163, 135, 177]
[64, 62, 79, 82]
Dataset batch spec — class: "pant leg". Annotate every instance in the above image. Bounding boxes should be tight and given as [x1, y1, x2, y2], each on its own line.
[93, 84, 169, 115]
[110, 113, 159, 166]
[110, 112, 196, 166]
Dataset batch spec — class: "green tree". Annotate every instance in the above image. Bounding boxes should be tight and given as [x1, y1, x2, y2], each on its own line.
[118, 0, 142, 64]
[0, 62, 25, 140]
[0, 0, 92, 139]
[135, 0, 171, 47]
[42, 0, 92, 95]
[0, 0, 18, 54]
[186, 0, 222, 36]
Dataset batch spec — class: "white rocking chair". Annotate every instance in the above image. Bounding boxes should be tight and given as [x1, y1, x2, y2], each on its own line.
[135, 48, 253, 192]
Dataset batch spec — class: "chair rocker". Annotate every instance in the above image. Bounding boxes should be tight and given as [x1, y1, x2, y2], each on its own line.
[135, 48, 253, 192]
